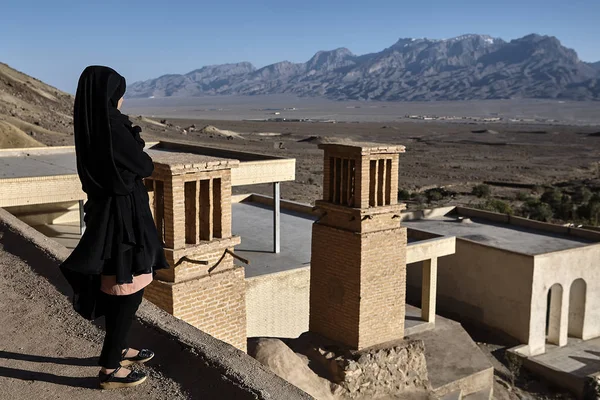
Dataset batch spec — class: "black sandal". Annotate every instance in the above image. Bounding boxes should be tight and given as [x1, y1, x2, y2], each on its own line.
[99, 366, 147, 389]
[120, 348, 154, 366]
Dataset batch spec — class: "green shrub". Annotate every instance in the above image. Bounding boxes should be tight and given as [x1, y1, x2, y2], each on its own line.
[475, 199, 513, 214]
[541, 188, 563, 210]
[472, 184, 491, 198]
[515, 192, 529, 201]
[426, 189, 444, 202]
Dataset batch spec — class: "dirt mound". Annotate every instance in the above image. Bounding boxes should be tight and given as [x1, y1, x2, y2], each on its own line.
[248, 338, 337, 400]
[199, 125, 244, 139]
[0, 120, 44, 148]
[139, 116, 168, 128]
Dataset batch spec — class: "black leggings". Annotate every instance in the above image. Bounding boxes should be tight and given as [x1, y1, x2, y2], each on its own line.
[98, 289, 144, 369]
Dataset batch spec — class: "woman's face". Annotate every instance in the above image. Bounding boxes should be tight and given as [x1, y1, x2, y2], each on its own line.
[117, 97, 124, 110]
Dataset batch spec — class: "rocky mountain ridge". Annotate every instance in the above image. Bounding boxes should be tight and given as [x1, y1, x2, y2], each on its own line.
[127, 34, 600, 101]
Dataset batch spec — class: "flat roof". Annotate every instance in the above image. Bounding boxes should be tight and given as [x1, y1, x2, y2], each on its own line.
[28, 201, 316, 278]
[403, 216, 594, 255]
[0, 142, 295, 207]
[232, 201, 315, 278]
[0, 148, 77, 179]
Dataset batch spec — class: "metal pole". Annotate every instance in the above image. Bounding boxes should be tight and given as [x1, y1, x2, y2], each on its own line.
[273, 182, 281, 254]
[79, 199, 86, 235]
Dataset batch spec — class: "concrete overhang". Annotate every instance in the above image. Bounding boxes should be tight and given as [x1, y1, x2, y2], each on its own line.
[148, 141, 295, 186]
[0, 141, 296, 207]
[406, 236, 456, 264]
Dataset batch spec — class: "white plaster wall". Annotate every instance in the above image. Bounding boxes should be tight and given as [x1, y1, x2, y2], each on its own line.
[529, 244, 600, 355]
[5, 201, 80, 225]
[245, 267, 310, 338]
[406, 239, 535, 343]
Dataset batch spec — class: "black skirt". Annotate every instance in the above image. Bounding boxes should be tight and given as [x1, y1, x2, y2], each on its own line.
[60, 178, 169, 319]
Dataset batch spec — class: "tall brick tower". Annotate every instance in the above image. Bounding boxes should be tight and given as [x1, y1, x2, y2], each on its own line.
[143, 151, 247, 352]
[309, 143, 407, 350]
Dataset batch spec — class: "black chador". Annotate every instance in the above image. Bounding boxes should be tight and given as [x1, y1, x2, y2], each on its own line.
[60, 66, 169, 319]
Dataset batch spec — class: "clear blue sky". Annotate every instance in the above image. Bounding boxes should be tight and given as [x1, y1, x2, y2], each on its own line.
[3, 0, 599, 93]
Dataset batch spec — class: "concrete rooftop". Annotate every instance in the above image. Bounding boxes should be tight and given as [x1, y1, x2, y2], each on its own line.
[232, 202, 315, 278]
[0, 150, 77, 178]
[31, 201, 316, 279]
[403, 216, 594, 255]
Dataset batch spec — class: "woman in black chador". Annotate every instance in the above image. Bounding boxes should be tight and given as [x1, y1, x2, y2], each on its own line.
[60, 66, 169, 390]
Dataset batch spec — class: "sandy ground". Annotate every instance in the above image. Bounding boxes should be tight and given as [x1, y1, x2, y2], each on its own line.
[127, 118, 600, 209]
[0, 248, 189, 399]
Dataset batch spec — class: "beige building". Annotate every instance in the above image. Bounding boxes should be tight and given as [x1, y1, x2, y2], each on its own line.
[403, 206, 600, 356]
[0, 142, 297, 353]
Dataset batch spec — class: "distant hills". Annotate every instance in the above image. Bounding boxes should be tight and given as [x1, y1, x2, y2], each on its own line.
[128, 34, 600, 102]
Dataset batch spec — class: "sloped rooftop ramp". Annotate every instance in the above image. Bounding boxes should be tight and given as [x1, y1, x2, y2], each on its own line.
[0, 207, 311, 399]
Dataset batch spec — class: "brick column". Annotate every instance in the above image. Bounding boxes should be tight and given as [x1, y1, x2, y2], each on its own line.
[163, 175, 185, 249]
[143, 153, 246, 352]
[310, 143, 407, 350]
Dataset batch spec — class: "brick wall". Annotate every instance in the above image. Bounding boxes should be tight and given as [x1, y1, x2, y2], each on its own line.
[358, 227, 406, 348]
[309, 219, 407, 350]
[310, 223, 362, 347]
[173, 267, 247, 352]
[145, 266, 247, 352]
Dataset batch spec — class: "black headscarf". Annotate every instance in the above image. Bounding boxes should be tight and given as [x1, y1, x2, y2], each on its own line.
[74, 66, 153, 197]
[61, 67, 168, 319]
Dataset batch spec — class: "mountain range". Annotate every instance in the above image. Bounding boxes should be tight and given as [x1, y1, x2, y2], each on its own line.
[127, 34, 600, 102]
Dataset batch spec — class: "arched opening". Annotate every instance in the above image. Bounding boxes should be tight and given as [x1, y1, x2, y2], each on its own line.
[546, 283, 563, 345]
[568, 279, 587, 339]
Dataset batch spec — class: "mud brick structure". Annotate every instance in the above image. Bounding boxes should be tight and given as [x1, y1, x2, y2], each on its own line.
[309, 143, 407, 350]
[143, 150, 247, 352]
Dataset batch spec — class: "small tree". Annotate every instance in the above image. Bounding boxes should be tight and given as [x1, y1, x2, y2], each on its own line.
[540, 188, 563, 211]
[555, 194, 575, 221]
[578, 195, 600, 226]
[398, 189, 411, 201]
[521, 199, 553, 222]
[573, 186, 593, 205]
[472, 184, 491, 198]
